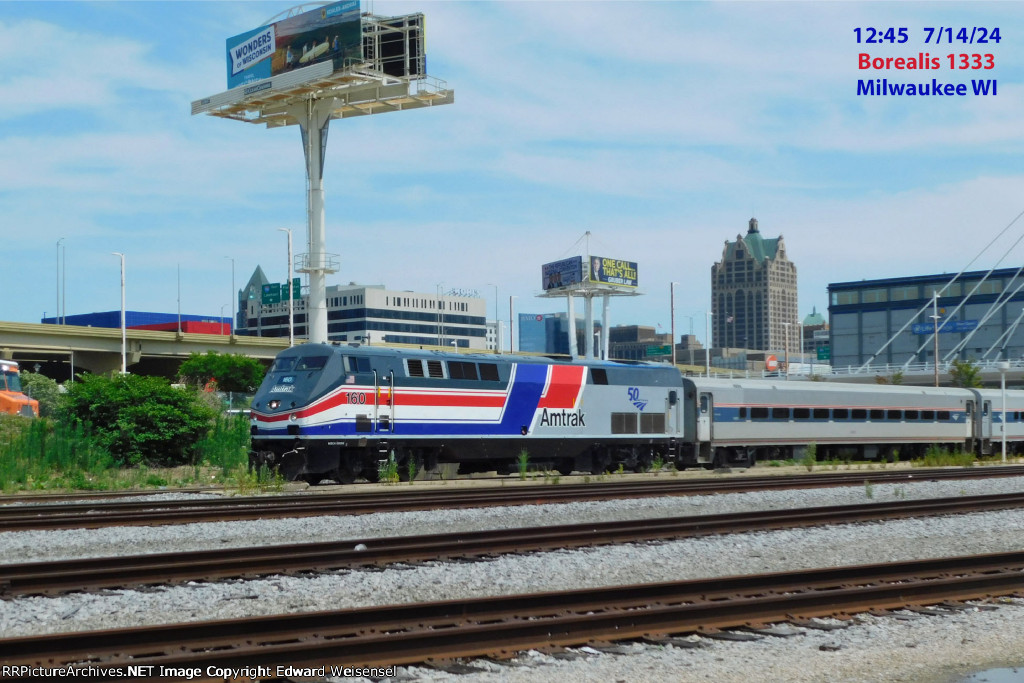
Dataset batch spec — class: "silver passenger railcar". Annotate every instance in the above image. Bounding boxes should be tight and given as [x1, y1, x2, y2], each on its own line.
[680, 378, 979, 466]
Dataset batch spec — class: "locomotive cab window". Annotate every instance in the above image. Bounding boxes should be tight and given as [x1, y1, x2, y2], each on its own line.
[448, 361, 478, 380]
[591, 368, 608, 385]
[345, 356, 371, 373]
[479, 363, 500, 381]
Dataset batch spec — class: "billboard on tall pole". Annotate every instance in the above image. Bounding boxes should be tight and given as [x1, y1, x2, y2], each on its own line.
[226, 0, 362, 89]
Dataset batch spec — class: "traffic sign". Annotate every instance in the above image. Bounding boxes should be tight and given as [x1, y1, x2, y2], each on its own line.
[765, 355, 779, 372]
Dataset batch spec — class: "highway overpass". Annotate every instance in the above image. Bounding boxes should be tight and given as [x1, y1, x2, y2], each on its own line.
[0, 322, 288, 380]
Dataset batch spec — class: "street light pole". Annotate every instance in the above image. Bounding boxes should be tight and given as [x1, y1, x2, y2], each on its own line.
[112, 252, 126, 374]
[225, 256, 235, 337]
[510, 295, 518, 354]
[278, 228, 294, 347]
[782, 322, 791, 380]
[56, 238, 65, 324]
[705, 311, 713, 378]
[930, 292, 940, 387]
[487, 283, 500, 353]
[670, 282, 678, 367]
[999, 361, 1009, 463]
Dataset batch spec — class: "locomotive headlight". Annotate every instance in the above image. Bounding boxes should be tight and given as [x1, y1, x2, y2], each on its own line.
[268, 400, 281, 410]
[289, 413, 297, 422]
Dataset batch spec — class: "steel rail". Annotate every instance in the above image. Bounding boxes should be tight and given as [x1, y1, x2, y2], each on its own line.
[2, 552, 1023, 682]
[2, 491, 1024, 597]
[2, 466, 1023, 532]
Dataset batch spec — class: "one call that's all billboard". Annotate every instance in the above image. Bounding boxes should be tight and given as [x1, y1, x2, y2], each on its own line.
[542, 257, 583, 291]
[588, 256, 638, 288]
[226, 0, 361, 89]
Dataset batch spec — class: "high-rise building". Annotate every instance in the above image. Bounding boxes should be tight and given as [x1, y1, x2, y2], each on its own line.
[711, 218, 798, 352]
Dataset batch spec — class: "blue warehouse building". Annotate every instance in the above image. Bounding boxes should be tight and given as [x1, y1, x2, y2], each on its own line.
[828, 267, 1024, 370]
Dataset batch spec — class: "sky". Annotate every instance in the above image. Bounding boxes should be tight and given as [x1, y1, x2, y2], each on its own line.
[3, 0, 1023, 349]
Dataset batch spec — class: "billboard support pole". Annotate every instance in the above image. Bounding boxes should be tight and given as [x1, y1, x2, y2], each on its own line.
[291, 99, 336, 345]
[584, 295, 595, 359]
[601, 294, 610, 361]
[566, 294, 578, 360]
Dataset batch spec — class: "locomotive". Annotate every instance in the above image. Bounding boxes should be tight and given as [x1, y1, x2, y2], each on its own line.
[248, 343, 1024, 483]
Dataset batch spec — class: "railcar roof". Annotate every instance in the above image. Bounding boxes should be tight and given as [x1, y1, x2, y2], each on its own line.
[683, 377, 979, 398]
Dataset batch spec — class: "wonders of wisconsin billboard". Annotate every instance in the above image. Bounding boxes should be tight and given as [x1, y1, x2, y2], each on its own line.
[226, 0, 361, 89]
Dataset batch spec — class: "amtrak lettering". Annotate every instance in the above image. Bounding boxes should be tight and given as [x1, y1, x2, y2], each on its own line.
[538, 408, 586, 427]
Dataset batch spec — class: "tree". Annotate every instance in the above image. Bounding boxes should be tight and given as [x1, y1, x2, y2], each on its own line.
[949, 359, 983, 388]
[177, 352, 266, 393]
[20, 372, 61, 418]
[61, 374, 215, 467]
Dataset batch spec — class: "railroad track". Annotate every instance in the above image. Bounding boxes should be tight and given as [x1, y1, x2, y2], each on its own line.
[2, 465, 1024, 531]
[3, 491, 1024, 597]
[2, 551, 1022, 682]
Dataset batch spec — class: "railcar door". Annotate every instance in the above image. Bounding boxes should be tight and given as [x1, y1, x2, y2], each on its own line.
[981, 399, 993, 453]
[696, 392, 713, 443]
[373, 370, 394, 433]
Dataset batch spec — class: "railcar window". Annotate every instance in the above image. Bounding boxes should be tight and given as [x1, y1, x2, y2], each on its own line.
[905, 410, 919, 420]
[479, 363, 500, 381]
[772, 407, 790, 419]
[640, 413, 666, 433]
[886, 410, 902, 420]
[738, 407, 747, 419]
[833, 408, 849, 419]
[869, 409, 884, 420]
[296, 356, 328, 371]
[448, 361, 478, 380]
[271, 357, 297, 373]
[851, 409, 866, 420]
[407, 360, 425, 377]
[921, 410, 935, 420]
[591, 368, 608, 385]
[793, 408, 810, 420]
[751, 407, 769, 420]
[612, 412, 638, 434]
[426, 360, 444, 378]
[937, 410, 951, 421]
[813, 408, 830, 419]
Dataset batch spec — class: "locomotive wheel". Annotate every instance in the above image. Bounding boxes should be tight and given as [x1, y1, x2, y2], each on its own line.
[555, 460, 574, 476]
[279, 450, 307, 482]
[329, 467, 357, 485]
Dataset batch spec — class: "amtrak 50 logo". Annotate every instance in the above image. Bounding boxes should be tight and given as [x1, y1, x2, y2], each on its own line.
[628, 387, 647, 410]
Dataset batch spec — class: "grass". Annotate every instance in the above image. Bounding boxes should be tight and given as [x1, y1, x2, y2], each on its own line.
[378, 454, 400, 484]
[517, 449, 530, 480]
[911, 444, 976, 468]
[0, 413, 257, 493]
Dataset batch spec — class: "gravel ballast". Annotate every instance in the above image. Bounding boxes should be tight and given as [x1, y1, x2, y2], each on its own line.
[2, 474, 1024, 682]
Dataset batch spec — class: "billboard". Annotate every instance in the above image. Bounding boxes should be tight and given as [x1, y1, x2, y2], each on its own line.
[542, 257, 584, 291]
[226, 0, 362, 89]
[587, 256, 638, 289]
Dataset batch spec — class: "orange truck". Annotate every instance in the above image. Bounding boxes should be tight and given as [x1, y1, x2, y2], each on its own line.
[0, 361, 39, 417]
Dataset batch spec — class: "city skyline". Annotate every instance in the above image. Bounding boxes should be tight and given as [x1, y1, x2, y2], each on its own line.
[3, 2, 1022, 351]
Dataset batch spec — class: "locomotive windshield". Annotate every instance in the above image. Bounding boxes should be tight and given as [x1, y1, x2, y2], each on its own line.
[270, 355, 328, 373]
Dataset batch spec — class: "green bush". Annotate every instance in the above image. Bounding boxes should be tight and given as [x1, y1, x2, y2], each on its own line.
[178, 352, 266, 393]
[61, 374, 215, 467]
[20, 372, 61, 418]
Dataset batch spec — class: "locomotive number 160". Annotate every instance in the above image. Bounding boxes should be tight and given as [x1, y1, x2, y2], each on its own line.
[345, 392, 367, 404]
